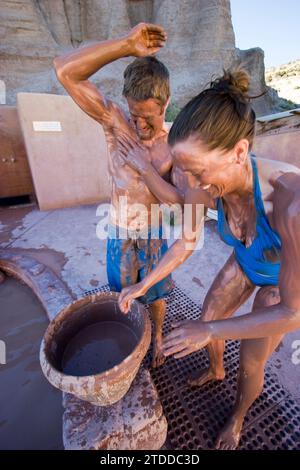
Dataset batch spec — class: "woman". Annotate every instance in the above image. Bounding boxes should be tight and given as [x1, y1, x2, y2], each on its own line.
[118, 69, 300, 449]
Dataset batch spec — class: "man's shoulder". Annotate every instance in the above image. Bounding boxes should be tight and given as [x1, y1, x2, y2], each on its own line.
[150, 133, 173, 176]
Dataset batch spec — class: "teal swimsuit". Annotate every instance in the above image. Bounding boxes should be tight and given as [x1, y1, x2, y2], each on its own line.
[217, 156, 281, 286]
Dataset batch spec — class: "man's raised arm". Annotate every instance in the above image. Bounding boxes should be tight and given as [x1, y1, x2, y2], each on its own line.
[53, 23, 167, 125]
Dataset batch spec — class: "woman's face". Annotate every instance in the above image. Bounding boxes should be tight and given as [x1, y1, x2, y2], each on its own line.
[171, 135, 248, 198]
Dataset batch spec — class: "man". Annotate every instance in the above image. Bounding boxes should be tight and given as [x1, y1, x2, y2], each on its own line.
[53, 22, 174, 367]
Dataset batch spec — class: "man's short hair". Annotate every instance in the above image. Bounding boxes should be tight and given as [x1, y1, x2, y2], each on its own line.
[123, 56, 170, 105]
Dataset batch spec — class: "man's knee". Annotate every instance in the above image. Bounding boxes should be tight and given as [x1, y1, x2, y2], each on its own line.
[201, 311, 214, 322]
[150, 298, 166, 315]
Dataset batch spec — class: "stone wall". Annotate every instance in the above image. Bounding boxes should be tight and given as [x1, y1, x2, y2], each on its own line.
[0, 0, 278, 115]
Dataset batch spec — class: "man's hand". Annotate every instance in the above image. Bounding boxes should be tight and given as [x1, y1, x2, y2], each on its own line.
[162, 319, 212, 359]
[118, 282, 147, 314]
[126, 23, 167, 57]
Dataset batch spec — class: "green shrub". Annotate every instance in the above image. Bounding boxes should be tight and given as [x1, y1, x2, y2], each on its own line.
[278, 97, 298, 110]
[166, 101, 181, 122]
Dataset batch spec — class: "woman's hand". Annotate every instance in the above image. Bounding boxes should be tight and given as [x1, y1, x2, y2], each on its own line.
[162, 319, 212, 359]
[118, 282, 147, 314]
[118, 133, 151, 175]
[126, 23, 167, 57]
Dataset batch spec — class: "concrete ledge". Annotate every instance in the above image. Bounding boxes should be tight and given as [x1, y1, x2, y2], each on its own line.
[0, 249, 75, 320]
[63, 368, 168, 450]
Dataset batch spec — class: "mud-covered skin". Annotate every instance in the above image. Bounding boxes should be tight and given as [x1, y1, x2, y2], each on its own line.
[119, 134, 300, 449]
[53, 23, 179, 368]
[54, 23, 173, 230]
[108, 123, 171, 229]
[162, 168, 300, 450]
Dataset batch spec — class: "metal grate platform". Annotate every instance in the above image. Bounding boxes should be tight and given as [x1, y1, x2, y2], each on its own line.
[83, 284, 300, 450]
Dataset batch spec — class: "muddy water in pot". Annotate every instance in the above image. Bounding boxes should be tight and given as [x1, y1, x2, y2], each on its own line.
[61, 321, 138, 376]
[41, 293, 151, 406]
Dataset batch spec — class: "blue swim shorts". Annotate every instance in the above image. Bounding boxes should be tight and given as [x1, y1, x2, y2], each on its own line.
[106, 225, 174, 304]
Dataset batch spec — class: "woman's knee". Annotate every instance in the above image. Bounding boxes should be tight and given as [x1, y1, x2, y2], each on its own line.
[252, 286, 280, 310]
[239, 338, 270, 375]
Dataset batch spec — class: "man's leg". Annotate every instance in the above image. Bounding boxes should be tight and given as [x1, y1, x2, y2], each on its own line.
[189, 253, 255, 387]
[136, 235, 173, 368]
[106, 235, 138, 292]
[216, 286, 282, 450]
[149, 298, 166, 368]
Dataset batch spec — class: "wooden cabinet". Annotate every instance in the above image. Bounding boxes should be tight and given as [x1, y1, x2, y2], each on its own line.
[17, 93, 110, 210]
[0, 106, 34, 198]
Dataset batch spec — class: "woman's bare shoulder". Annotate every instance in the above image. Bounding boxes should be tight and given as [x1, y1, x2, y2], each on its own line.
[254, 156, 300, 189]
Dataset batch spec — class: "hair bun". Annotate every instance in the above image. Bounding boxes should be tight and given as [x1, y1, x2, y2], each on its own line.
[211, 68, 250, 98]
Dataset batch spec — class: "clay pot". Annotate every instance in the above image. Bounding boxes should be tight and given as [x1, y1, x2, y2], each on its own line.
[40, 291, 151, 406]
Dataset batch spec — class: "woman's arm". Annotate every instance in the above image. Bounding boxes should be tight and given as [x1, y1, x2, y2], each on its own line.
[162, 172, 300, 357]
[118, 187, 206, 312]
[139, 163, 184, 205]
[118, 133, 184, 205]
[214, 172, 300, 338]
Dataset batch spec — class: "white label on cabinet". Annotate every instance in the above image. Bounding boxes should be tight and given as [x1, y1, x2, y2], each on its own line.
[33, 121, 62, 132]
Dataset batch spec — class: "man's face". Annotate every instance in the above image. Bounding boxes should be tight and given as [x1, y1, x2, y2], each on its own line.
[127, 97, 166, 141]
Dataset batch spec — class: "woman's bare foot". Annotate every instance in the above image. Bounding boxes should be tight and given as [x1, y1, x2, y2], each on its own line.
[188, 367, 225, 387]
[215, 415, 243, 450]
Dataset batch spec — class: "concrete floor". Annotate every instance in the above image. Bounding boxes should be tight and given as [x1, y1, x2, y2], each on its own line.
[0, 202, 299, 403]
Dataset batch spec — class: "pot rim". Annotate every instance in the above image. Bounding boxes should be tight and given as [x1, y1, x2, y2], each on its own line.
[40, 290, 151, 382]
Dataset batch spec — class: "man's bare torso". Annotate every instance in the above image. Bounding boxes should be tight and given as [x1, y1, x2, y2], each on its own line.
[103, 102, 173, 230]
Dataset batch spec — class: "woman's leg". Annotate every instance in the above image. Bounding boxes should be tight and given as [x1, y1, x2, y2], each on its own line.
[189, 253, 255, 387]
[216, 286, 282, 450]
